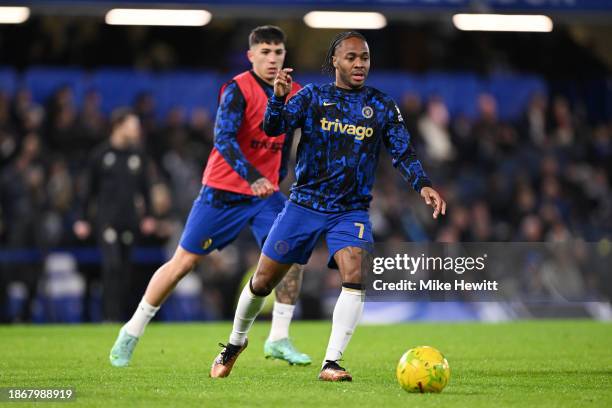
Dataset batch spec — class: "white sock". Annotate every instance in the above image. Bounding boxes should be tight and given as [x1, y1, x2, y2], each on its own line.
[267, 302, 295, 342]
[323, 288, 364, 364]
[124, 298, 160, 337]
[229, 283, 266, 346]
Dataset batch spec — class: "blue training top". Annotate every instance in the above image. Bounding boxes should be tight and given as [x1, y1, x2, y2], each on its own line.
[264, 82, 432, 213]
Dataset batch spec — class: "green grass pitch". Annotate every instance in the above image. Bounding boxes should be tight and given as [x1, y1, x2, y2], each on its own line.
[1, 320, 611, 407]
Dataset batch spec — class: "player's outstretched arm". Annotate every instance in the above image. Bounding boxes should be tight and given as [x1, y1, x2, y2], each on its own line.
[382, 98, 446, 219]
[382, 101, 431, 189]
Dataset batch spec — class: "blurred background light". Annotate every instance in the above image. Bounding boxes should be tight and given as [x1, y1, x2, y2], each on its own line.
[452, 14, 553, 32]
[303, 11, 387, 29]
[105, 8, 212, 26]
[0, 6, 30, 24]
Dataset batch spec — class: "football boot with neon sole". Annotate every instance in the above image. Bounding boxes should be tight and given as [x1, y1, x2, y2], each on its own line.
[109, 327, 139, 367]
[264, 338, 312, 366]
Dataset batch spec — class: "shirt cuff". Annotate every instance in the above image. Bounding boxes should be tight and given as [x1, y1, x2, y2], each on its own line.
[414, 178, 433, 193]
[246, 169, 264, 184]
[269, 94, 286, 106]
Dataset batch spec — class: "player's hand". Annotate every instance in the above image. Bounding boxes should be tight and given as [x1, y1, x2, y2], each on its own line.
[274, 68, 293, 97]
[73, 220, 91, 239]
[250, 177, 275, 198]
[140, 217, 156, 235]
[420, 187, 446, 219]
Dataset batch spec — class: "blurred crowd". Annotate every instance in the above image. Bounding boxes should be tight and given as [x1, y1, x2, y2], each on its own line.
[393, 91, 611, 243]
[0, 81, 610, 322]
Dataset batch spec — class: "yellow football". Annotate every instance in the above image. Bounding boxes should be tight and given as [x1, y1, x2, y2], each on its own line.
[396, 346, 450, 393]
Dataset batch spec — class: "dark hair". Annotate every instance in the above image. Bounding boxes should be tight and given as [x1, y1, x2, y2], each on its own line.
[249, 25, 286, 47]
[322, 31, 367, 75]
[110, 107, 135, 130]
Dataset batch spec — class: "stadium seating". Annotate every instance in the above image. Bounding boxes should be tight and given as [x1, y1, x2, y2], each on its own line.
[0, 66, 547, 120]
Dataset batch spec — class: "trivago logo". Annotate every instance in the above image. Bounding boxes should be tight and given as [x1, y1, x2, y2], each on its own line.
[320, 118, 374, 141]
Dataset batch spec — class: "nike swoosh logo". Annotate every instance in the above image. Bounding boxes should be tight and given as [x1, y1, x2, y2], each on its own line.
[323, 102, 336, 106]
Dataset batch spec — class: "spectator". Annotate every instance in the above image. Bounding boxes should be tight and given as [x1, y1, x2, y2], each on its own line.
[399, 92, 422, 143]
[45, 86, 79, 156]
[0, 133, 46, 321]
[78, 89, 108, 151]
[522, 92, 548, 146]
[418, 97, 455, 164]
[73, 108, 156, 321]
[550, 96, 575, 147]
[133, 92, 157, 141]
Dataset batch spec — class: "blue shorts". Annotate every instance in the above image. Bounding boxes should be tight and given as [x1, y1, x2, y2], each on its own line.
[262, 201, 373, 269]
[179, 188, 287, 255]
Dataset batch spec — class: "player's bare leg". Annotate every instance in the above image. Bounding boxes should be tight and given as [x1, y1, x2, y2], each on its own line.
[211, 254, 292, 378]
[274, 264, 303, 313]
[110, 246, 201, 367]
[319, 246, 366, 382]
[140, 246, 202, 307]
[264, 264, 312, 365]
